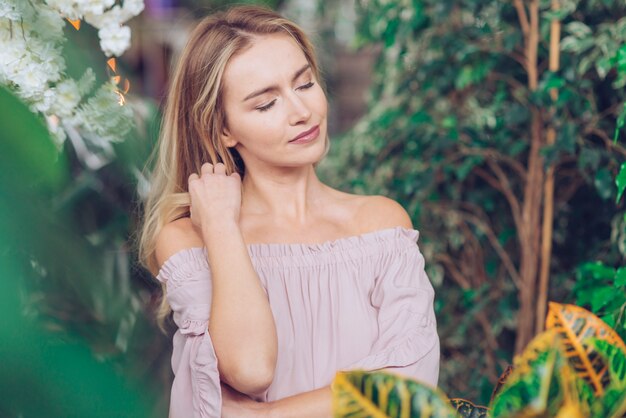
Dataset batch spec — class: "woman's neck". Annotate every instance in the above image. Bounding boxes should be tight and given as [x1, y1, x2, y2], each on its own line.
[241, 164, 328, 224]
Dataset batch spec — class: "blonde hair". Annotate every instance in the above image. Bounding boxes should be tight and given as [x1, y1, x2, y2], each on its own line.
[137, 5, 327, 328]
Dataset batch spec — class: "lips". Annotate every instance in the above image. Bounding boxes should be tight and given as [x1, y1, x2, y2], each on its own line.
[290, 125, 320, 142]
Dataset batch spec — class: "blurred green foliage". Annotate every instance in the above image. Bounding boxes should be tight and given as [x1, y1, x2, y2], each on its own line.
[0, 87, 158, 417]
[318, 0, 626, 405]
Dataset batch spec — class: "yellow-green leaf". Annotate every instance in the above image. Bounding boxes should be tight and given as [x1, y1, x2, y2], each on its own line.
[449, 398, 489, 417]
[332, 370, 457, 418]
[489, 331, 588, 418]
[545, 302, 626, 395]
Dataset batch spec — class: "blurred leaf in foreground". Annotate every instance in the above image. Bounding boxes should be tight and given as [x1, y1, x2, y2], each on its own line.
[0, 87, 154, 418]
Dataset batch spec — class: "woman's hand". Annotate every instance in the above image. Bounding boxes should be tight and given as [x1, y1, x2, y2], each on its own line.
[188, 162, 242, 233]
[221, 382, 270, 418]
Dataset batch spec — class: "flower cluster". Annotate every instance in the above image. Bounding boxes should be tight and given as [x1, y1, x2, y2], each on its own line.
[45, 0, 143, 57]
[0, 0, 143, 161]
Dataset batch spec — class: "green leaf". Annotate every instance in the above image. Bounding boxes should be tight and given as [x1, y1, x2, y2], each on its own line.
[456, 156, 484, 181]
[589, 339, 626, 388]
[597, 55, 614, 79]
[591, 286, 617, 311]
[615, 162, 626, 203]
[581, 262, 616, 281]
[449, 398, 489, 417]
[0, 87, 68, 193]
[489, 332, 585, 417]
[595, 168, 614, 200]
[590, 386, 626, 418]
[332, 370, 458, 417]
[565, 21, 593, 38]
[614, 102, 626, 143]
[616, 268, 626, 287]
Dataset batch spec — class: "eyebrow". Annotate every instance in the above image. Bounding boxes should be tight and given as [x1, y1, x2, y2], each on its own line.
[243, 63, 311, 102]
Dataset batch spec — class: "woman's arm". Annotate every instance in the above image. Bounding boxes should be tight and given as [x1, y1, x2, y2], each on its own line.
[222, 384, 333, 418]
[203, 220, 278, 396]
[264, 385, 333, 418]
[158, 162, 278, 398]
[193, 163, 277, 396]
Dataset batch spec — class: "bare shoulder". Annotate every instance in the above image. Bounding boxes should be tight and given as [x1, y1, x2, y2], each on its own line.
[354, 195, 414, 232]
[155, 217, 204, 270]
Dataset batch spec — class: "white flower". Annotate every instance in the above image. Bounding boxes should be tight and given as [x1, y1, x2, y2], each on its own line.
[44, 0, 81, 20]
[85, 4, 121, 28]
[35, 6, 66, 41]
[32, 89, 56, 113]
[98, 23, 130, 57]
[76, 0, 115, 17]
[0, 38, 27, 79]
[1, 0, 144, 158]
[14, 62, 50, 99]
[0, 0, 20, 20]
[122, 0, 144, 18]
[51, 78, 81, 116]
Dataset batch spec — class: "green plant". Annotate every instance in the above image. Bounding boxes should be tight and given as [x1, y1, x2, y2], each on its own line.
[573, 167, 626, 342]
[331, 302, 626, 417]
[0, 87, 157, 418]
[319, 0, 626, 403]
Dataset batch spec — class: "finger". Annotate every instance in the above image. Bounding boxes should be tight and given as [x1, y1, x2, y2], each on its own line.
[188, 173, 199, 183]
[201, 163, 214, 175]
[213, 162, 226, 175]
[230, 171, 241, 182]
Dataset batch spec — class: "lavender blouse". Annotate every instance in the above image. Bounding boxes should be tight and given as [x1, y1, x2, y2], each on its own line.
[156, 227, 440, 418]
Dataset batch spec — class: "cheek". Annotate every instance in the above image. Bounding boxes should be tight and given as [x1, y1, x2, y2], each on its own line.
[313, 88, 328, 116]
[238, 115, 284, 146]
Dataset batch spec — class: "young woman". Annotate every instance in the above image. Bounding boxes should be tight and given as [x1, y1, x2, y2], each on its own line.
[138, 5, 439, 418]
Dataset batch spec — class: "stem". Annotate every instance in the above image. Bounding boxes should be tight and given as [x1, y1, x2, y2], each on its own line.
[516, 0, 544, 355]
[537, 0, 561, 334]
[514, 0, 531, 38]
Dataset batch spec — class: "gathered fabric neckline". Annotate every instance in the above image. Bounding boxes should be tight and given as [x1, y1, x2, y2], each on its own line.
[156, 227, 421, 279]
[245, 226, 418, 255]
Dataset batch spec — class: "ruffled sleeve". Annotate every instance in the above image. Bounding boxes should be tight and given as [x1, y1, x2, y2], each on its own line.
[156, 247, 222, 418]
[341, 229, 440, 386]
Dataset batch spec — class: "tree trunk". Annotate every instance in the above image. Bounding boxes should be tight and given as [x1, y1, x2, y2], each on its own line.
[515, 0, 544, 355]
[537, 0, 562, 334]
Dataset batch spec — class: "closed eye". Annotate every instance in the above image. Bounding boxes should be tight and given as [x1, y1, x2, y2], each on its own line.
[298, 81, 315, 90]
[256, 100, 276, 112]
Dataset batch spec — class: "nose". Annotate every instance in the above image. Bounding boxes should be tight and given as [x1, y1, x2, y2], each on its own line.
[287, 92, 312, 126]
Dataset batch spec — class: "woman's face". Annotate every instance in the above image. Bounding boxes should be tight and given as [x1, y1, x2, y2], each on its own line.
[220, 34, 328, 171]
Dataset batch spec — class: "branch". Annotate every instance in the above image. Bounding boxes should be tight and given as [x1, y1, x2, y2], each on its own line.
[455, 206, 522, 289]
[584, 127, 626, 158]
[459, 145, 527, 183]
[527, 0, 540, 91]
[434, 254, 472, 289]
[427, 201, 522, 289]
[458, 220, 488, 287]
[514, 0, 530, 38]
[476, 311, 500, 381]
[473, 44, 527, 71]
[474, 163, 523, 231]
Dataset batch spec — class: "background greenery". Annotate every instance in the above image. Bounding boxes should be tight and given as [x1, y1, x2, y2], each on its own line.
[318, 0, 626, 404]
[2, 0, 625, 416]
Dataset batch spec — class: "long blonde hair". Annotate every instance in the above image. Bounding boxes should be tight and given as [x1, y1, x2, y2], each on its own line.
[137, 5, 326, 327]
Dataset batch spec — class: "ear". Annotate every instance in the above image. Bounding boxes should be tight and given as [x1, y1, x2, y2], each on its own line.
[221, 126, 238, 148]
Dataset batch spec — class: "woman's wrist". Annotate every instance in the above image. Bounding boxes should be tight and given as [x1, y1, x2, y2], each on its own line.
[258, 401, 275, 418]
[201, 218, 240, 240]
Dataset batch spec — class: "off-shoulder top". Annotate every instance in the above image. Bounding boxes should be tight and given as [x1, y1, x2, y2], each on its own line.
[156, 226, 440, 418]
